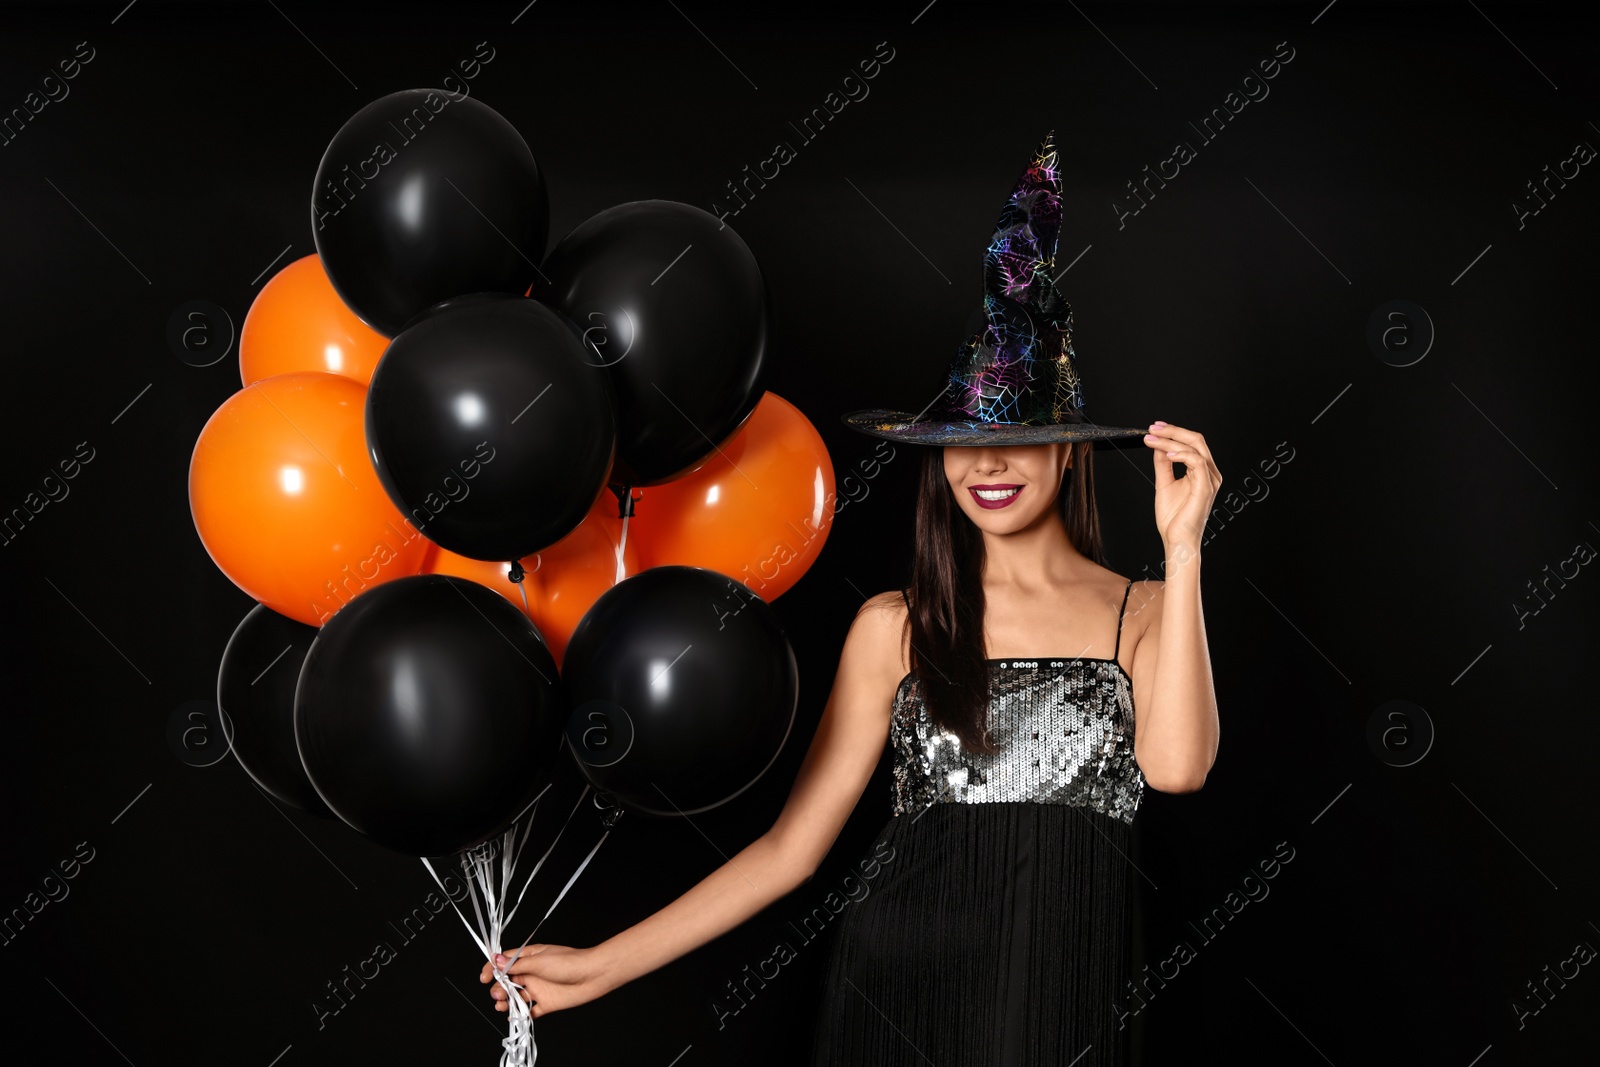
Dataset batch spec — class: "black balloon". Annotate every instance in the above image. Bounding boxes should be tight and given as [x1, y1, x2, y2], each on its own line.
[217, 605, 332, 817]
[295, 574, 567, 856]
[366, 293, 616, 561]
[562, 566, 798, 816]
[534, 200, 771, 486]
[311, 89, 549, 336]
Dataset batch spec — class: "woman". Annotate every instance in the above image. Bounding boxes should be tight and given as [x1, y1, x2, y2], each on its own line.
[478, 132, 1222, 1065]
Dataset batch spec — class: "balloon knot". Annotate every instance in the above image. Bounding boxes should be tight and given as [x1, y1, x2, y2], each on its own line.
[608, 483, 637, 519]
[594, 791, 626, 828]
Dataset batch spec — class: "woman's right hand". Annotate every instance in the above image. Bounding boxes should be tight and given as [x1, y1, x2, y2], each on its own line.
[478, 944, 614, 1018]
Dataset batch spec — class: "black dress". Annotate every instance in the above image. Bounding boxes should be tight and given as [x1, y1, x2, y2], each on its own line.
[810, 581, 1146, 1066]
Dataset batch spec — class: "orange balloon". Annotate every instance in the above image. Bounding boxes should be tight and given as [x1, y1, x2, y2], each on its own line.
[190, 372, 429, 626]
[526, 494, 642, 666]
[422, 488, 639, 666]
[630, 392, 834, 601]
[239, 254, 390, 387]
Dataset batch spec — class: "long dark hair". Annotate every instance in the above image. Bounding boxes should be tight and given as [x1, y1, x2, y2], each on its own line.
[903, 442, 1110, 755]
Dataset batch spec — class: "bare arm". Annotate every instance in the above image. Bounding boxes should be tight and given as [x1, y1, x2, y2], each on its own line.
[1130, 421, 1223, 793]
[1128, 564, 1219, 792]
[581, 591, 904, 997]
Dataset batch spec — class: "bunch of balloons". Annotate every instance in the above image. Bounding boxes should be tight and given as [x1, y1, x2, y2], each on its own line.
[188, 89, 832, 861]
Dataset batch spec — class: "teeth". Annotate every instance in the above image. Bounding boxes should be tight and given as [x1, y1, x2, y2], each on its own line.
[975, 487, 1019, 500]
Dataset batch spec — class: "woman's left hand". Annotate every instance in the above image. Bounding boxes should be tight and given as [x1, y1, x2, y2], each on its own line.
[1143, 422, 1222, 560]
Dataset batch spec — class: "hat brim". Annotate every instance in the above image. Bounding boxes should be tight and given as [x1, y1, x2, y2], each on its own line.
[840, 409, 1149, 447]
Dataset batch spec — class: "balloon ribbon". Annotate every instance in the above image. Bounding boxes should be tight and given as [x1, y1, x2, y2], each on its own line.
[420, 780, 613, 1065]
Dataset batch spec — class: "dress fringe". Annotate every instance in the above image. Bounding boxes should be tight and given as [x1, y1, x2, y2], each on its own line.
[810, 801, 1134, 1066]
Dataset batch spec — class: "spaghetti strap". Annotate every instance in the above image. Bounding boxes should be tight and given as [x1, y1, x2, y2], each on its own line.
[1112, 579, 1133, 662]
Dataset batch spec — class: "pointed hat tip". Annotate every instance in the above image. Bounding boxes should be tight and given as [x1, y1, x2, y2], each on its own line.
[1033, 130, 1060, 189]
[1034, 130, 1059, 178]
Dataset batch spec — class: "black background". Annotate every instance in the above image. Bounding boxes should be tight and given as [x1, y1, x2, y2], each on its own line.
[2, 1, 1596, 1064]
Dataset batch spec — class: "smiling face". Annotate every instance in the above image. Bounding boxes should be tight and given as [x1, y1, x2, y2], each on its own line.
[943, 442, 1074, 532]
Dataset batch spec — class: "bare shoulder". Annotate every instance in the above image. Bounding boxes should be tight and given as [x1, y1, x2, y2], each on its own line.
[843, 589, 912, 686]
[765, 589, 908, 879]
[1122, 578, 1166, 650]
[1088, 565, 1155, 612]
[857, 588, 907, 616]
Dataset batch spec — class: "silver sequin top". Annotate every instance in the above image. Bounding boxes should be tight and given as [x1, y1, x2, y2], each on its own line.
[889, 656, 1146, 824]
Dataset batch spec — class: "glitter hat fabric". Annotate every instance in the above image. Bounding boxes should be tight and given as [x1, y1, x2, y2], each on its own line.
[841, 131, 1146, 446]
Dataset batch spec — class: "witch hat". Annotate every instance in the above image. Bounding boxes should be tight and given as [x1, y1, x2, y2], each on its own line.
[841, 131, 1146, 446]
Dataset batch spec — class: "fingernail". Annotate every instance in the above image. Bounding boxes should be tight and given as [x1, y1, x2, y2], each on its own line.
[494, 953, 506, 964]
[1144, 433, 1156, 440]
[1153, 420, 1167, 427]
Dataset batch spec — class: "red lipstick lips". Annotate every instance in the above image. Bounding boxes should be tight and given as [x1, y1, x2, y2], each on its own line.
[969, 483, 1023, 510]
